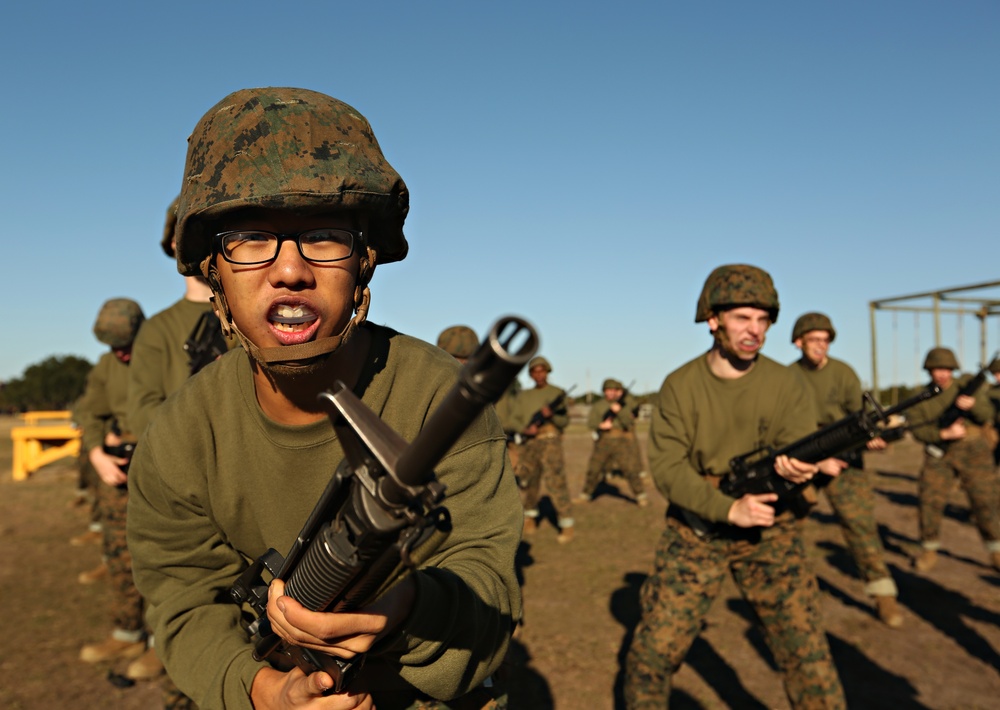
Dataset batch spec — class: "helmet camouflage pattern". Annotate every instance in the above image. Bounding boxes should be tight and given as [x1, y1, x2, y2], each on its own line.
[528, 356, 552, 373]
[161, 195, 179, 258]
[923, 347, 959, 371]
[93, 298, 145, 348]
[792, 312, 836, 343]
[436, 325, 479, 359]
[602, 378, 624, 390]
[695, 264, 780, 323]
[174, 87, 409, 277]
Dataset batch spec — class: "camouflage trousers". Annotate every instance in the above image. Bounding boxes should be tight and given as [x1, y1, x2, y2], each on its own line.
[823, 466, 894, 595]
[625, 514, 845, 710]
[79, 454, 101, 524]
[98, 483, 145, 632]
[517, 436, 572, 522]
[919, 437, 1000, 544]
[505, 441, 521, 472]
[582, 434, 644, 498]
[629, 432, 647, 475]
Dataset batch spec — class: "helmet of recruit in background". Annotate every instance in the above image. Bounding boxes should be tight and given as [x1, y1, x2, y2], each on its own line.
[161, 195, 179, 258]
[923, 347, 959, 371]
[437, 326, 479, 360]
[792, 312, 836, 343]
[93, 298, 145, 348]
[528, 356, 552, 373]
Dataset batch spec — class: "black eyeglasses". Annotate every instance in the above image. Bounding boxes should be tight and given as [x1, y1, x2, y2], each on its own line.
[214, 229, 360, 265]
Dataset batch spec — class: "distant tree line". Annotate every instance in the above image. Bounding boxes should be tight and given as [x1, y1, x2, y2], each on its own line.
[0, 355, 92, 413]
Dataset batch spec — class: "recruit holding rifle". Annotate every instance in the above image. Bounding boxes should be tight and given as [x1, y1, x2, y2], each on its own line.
[515, 356, 578, 542]
[718, 384, 942, 512]
[231, 316, 538, 692]
[936, 351, 999, 429]
[594, 379, 636, 439]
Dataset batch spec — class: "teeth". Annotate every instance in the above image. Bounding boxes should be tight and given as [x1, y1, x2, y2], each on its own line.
[271, 304, 317, 326]
[277, 305, 306, 318]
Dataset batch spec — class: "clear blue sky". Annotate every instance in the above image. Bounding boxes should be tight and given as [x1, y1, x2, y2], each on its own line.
[2, 1, 998, 395]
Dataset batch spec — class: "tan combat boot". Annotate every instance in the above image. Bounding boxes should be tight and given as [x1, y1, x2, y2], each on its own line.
[126, 647, 164, 680]
[78, 562, 109, 584]
[80, 637, 146, 663]
[522, 517, 537, 536]
[914, 548, 937, 572]
[557, 526, 574, 544]
[874, 596, 904, 628]
[990, 551, 1000, 572]
[635, 493, 649, 508]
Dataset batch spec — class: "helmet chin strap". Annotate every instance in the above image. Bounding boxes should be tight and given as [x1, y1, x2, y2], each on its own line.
[200, 247, 376, 372]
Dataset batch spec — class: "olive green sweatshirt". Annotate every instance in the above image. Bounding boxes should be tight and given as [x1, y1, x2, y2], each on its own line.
[127, 297, 215, 437]
[127, 324, 522, 710]
[791, 357, 862, 426]
[648, 352, 816, 523]
[908, 375, 994, 445]
[72, 351, 133, 451]
[509, 383, 570, 433]
[587, 393, 636, 432]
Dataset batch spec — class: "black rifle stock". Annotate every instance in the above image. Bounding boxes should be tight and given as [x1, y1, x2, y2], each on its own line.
[719, 384, 942, 503]
[230, 316, 538, 692]
[184, 310, 229, 375]
[937, 352, 998, 429]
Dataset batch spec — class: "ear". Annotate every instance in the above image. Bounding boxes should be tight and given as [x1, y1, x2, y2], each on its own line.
[707, 314, 720, 333]
[793, 337, 803, 350]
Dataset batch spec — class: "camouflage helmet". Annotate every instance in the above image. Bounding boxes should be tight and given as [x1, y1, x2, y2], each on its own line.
[792, 312, 836, 343]
[695, 264, 779, 324]
[923, 347, 959, 371]
[93, 298, 145, 348]
[174, 87, 409, 277]
[990, 357, 1000, 375]
[602, 378, 624, 390]
[436, 325, 479, 359]
[161, 195, 179, 258]
[528, 356, 552, 373]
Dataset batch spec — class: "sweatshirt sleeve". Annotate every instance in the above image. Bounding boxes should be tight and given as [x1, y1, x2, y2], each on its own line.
[127, 427, 266, 710]
[128, 323, 172, 437]
[968, 380, 995, 425]
[373, 426, 522, 700]
[647, 382, 734, 522]
[74, 357, 111, 454]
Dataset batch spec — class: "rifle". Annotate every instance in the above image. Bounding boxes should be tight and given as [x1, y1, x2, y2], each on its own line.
[600, 380, 637, 424]
[230, 316, 538, 692]
[591, 381, 637, 442]
[184, 310, 229, 375]
[718, 384, 942, 504]
[508, 385, 576, 445]
[937, 352, 998, 429]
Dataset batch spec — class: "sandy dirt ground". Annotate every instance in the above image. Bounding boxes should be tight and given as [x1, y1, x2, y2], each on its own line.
[1, 414, 998, 709]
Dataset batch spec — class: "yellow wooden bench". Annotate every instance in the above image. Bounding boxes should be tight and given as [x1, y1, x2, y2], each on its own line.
[11, 411, 82, 481]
